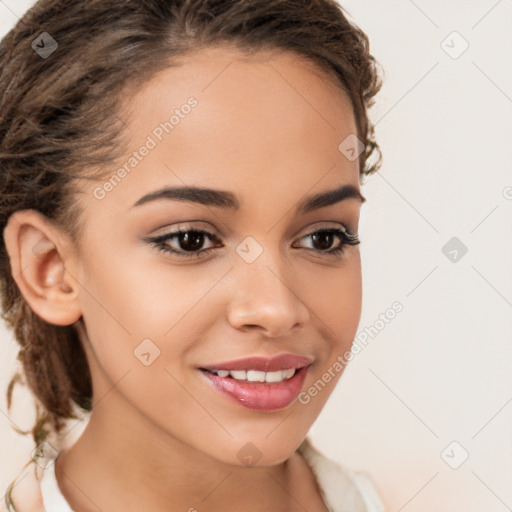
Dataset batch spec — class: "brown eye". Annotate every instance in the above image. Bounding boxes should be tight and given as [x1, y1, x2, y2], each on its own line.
[148, 228, 221, 258]
[294, 227, 360, 258]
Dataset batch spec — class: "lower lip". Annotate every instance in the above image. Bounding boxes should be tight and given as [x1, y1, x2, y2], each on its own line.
[201, 366, 309, 412]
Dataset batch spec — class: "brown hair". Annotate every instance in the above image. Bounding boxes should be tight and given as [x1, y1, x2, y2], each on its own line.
[0, 0, 383, 446]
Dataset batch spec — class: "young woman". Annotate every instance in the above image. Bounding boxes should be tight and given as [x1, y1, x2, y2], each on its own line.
[0, 1, 385, 510]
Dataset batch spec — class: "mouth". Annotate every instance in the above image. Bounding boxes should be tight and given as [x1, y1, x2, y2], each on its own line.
[199, 354, 312, 412]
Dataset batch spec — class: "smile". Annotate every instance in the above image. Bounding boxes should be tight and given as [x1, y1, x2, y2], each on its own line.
[199, 354, 312, 411]
[204, 368, 296, 383]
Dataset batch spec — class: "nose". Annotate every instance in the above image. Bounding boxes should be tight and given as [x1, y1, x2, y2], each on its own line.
[226, 249, 310, 338]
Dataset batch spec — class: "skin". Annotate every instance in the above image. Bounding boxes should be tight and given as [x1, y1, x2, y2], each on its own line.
[4, 45, 365, 511]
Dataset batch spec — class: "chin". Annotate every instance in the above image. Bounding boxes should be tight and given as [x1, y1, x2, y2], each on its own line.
[210, 429, 310, 468]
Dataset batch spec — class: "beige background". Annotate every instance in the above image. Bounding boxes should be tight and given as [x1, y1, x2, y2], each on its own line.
[1, 1, 511, 510]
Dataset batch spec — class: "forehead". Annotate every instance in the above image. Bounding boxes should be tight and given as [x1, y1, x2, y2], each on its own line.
[122, 44, 356, 138]
[84, 45, 360, 213]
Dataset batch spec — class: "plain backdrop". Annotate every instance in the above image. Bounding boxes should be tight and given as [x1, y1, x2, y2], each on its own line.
[1, 1, 511, 510]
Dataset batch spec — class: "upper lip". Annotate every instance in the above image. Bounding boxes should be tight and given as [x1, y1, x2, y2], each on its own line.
[201, 354, 313, 372]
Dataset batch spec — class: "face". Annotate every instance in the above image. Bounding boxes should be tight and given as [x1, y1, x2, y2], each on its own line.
[70, 46, 364, 466]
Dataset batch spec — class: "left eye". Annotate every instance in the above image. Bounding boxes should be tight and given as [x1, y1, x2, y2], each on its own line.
[147, 226, 360, 259]
[295, 227, 358, 254]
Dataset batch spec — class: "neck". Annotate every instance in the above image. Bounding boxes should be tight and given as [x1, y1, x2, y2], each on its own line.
[54, 388, 306, 511]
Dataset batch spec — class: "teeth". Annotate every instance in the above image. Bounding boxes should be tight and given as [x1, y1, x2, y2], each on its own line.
[265, 370, 284, 383]
[212, 368, 297, 383]
[247, 370, 266, 382]
[282, 368, 295, 380]
[229, 370, 246, 380]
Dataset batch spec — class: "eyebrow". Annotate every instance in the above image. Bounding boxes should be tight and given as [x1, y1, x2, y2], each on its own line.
[130, 183, 365, 214]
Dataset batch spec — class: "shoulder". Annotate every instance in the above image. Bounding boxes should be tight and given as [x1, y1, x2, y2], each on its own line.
[2, 460, 45, 512]
[297, 437, 385, 512]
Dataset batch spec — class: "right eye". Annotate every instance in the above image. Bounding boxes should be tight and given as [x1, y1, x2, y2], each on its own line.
[146, 228, 222, 259]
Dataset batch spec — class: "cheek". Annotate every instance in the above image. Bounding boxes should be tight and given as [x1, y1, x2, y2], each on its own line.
[76, 254, 213, 435]
[306, 254, 362, 349]
[299, 255, 362, 402]
[78, 246, 214, 341]
[76, 247, 222, 392]
[335, 258, 362, 346]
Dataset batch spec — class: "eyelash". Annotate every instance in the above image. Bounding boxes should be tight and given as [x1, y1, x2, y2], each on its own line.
[146, 225, 360, 260]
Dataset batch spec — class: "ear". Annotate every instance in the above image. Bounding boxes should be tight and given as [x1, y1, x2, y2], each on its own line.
[3, 209, 82, 326]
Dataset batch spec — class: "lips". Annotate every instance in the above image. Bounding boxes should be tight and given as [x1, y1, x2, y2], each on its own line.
[201, 354, 312, 372]
[199, 354, 312, 411]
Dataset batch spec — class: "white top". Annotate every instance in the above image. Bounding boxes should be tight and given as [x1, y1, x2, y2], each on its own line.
[5, 437, 385, 511]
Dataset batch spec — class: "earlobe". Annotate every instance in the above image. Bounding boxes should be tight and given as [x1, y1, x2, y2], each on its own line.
[3, 209, 82, 326]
